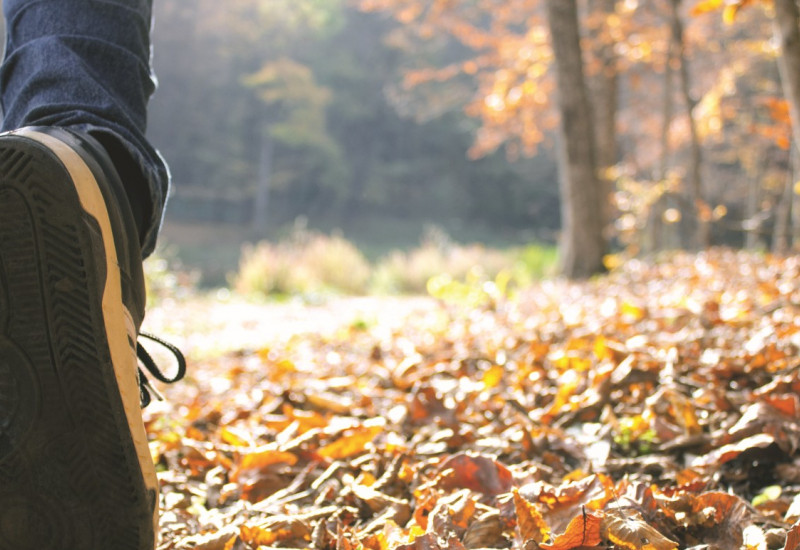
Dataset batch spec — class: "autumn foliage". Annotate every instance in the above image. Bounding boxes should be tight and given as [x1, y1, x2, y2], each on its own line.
[150, 250, 800, 549]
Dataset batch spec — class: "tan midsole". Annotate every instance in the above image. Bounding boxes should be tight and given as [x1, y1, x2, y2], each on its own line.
[15, 129, 159, 539]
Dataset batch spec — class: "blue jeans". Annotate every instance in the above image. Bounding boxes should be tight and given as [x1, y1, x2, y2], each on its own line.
[0, 0, 167, 257]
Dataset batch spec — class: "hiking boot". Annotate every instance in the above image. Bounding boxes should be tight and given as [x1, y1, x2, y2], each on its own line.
[0, 127, 166, 550]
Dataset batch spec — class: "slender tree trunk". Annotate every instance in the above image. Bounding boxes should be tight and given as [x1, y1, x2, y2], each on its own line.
[588, 0, 619, 236]
[772, 0, 800, 252]
[545, 0, 607, 278]
[791, 147, 800, 248]
[648, 45, 677, 253]
[774, 162, 793, 254]
[774, 0, 800, 151]
[744, 146, 765, 250]
[669, 0, 707, 249]
[775, 145, 800, 253]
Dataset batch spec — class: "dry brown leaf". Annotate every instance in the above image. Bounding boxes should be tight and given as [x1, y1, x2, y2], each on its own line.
[408, 385, 457, 426]
[461, 510, 506, 548]
[784, 520, 800, 550]
[435, 453, 513, 497]
[691, 433, 778, 468]
[602, 509, 677, 550]
[395, 532, 467, 550]
[151, 251, 800, 550]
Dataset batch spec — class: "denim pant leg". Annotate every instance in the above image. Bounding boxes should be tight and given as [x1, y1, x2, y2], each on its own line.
[0, 0, 168, 257]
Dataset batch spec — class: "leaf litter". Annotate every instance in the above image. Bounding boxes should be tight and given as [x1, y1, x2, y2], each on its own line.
[146, 249, 800, 550]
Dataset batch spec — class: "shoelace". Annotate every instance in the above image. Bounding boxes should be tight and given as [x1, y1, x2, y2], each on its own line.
[137, 332, 187, 407]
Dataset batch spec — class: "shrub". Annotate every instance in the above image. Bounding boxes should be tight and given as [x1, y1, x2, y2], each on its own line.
[372, 241, 514, 294]
[509, 243, 559, 283]
[233, 230, 371, 297]
[232, 226, 557, 298]
[301, 232, 372, 294]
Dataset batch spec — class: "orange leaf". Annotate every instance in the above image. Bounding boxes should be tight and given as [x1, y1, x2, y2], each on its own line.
[602, 509, 678, 550]
[536, 474, 608, 510]
[232, 448, 297, 482]
[240, 524, 286, 546]
[223, 535, 239, 550]
[540, 510, 603, 550]
[763, 394, 800, 417]
[690, 492, 748, 525]
[514, 489, 549, 544]
[284, 404, 330, 432]
[318, 423, 383, 460]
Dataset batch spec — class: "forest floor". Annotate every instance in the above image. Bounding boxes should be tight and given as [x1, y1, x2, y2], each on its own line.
[146, 249, 800, 550]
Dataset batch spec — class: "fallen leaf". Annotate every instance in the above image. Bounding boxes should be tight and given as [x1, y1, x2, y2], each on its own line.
[602, 509, 677, 550]
[318, 422, 384, 460]
[435, 453, 513, 497]
[232, 448, 297, 482]
[540, 509, 603, 549]
[514, 489, 548, 544]
[785, 520, 800, 550]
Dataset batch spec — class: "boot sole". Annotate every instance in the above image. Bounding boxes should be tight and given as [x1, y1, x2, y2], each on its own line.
[0, 132, 156, 549]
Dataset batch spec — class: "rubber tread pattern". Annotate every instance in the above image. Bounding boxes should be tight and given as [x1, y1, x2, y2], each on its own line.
[0, 136, 150, 549]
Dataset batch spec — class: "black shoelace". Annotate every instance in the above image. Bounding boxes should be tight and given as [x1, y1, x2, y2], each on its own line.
[137, 332, 187, 407]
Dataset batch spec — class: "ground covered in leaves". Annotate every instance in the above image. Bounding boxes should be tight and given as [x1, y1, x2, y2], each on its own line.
[145, 249, 800, 550]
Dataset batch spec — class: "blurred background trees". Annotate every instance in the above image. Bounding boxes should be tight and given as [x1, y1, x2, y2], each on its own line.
[141, 0, 800, 281]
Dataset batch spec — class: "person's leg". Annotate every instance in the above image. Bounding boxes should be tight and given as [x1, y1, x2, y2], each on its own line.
[1, 0, 168, 257]
[0, 2, 179, 549]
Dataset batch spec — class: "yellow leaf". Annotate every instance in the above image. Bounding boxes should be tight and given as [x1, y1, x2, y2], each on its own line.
[220, 426, 251, 447]
[603, 254, 624, 271]
[482, 365, 505, 389]
[690, 0, 724, 16]
[594, 336, 614, 361]
[723, 5, 739, 23]
[621, 301, 646, 322]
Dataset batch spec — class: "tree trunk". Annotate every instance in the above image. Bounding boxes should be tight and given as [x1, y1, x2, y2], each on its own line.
[744, 146, 765, 250]
[792, 147, 800, 248]
[545, 0, 607, 278]
[669, 0, 707, 249]
[648, 41, 677, 254]
[774, 0, 800, 152]
[771, 0, 800, 252]
[774, 163, 793, 254]
[587, 0, 619, 237]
